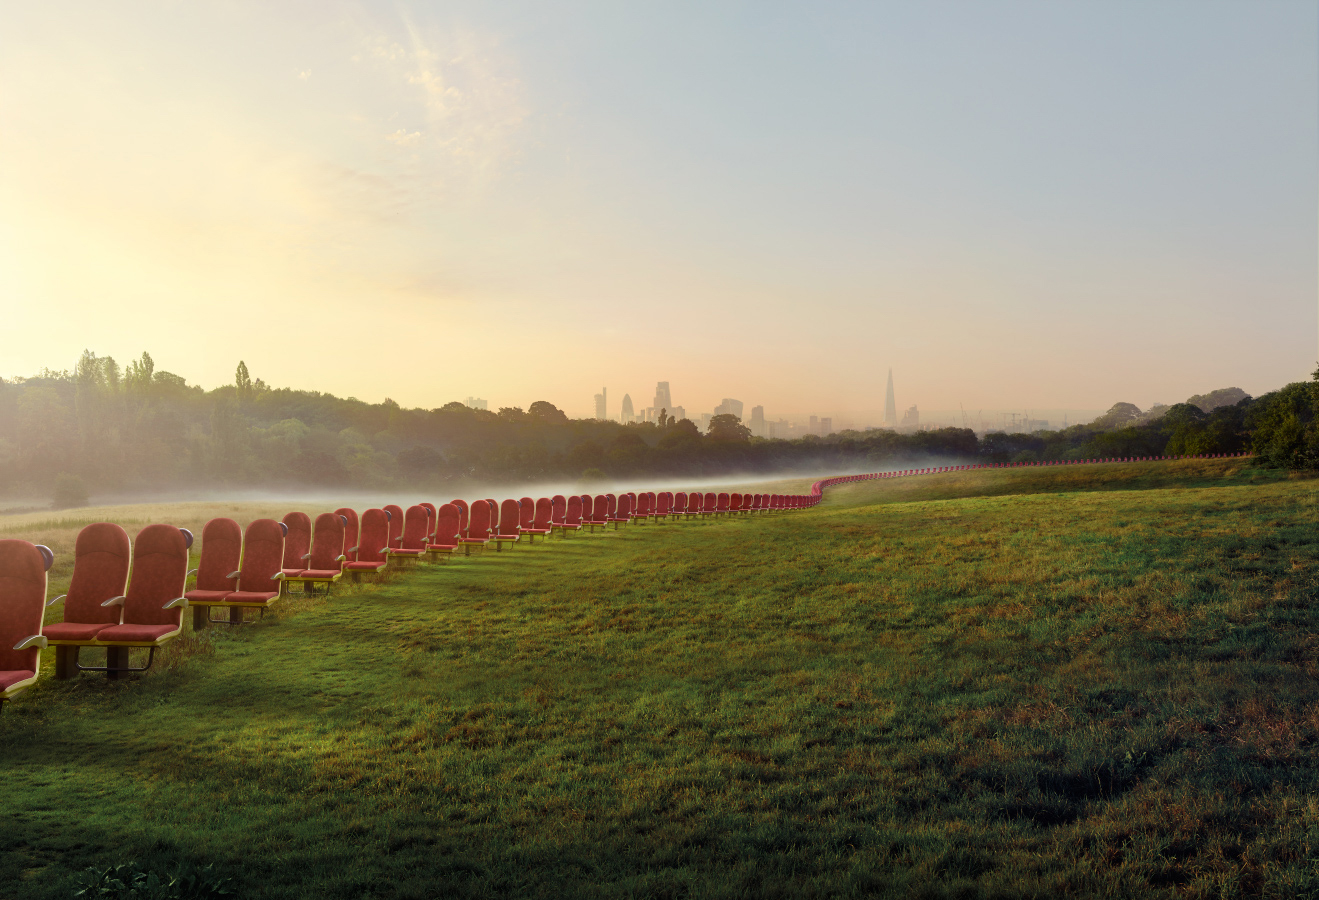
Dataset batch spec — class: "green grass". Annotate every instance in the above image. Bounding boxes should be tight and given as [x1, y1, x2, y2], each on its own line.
[4, 461, 1319, 898]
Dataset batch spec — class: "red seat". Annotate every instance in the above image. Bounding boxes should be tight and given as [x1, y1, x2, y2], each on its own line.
[344, 509, 391, 579]
[383, 505, 405, 549]
[716, 493, 731, 515]
[654, 492, 671, 521]
[179, 517, 243, 631]
[493, 499, 522, 550]
[0, 540, 51, 705]
[44, 524, 131, 678]
[280, 512, 312, 578]
[633, 492, 653, 523]
[672, 492, 688, 519]
[448, 499, 470, 538]
[461, 500, 492, 554]
[427, 504, 462, 561]
[335, 508, 359, 563]
[213, 518, 287, 619]
[586, 495, 610, 533]
[388, 506, 431, 562]
[609, 493, 633, 528]
[730, 493, 743, 514]
[286, 512, 349, 585]
[419, 503, 437, 542]
[555, 495, 582, 535]
[523, 498, 553, 542]
[94, 525, 191, 678]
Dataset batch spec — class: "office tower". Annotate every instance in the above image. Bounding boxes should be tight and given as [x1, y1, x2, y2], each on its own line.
[901, 405, 920, 430]
[820, 417, 832, 436]
[593, 387, 607, 420]
[465, 397, 487, 411]
[750, 405, 765, 437]
[713, 398, 744, 420]
[653, 382, 672, 413]
[621, 394, 635, 424]
[700, 412, 712, 433]
[883, 369, 897, 428]
[670, 405, 686, 422]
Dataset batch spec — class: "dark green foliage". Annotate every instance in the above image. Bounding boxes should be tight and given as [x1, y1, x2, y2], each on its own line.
[74, 862, 231, 900]
[1248, 377, 1319, 469]
[51, 473, 88, 509]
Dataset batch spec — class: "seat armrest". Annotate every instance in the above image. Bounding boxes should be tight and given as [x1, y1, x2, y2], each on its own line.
[46, 593, 67, 608]
[227, 570, 242, 579]
[271, 572, 285, 581]
[13, 634, 48, 651]
[163, 597, 189, 609]
[301, 553, 312, 560]
[347, 545, 359, 553]
[336, 555, 346, 562]
[186, 567, 198, 578]
[101, 595, 126, 608]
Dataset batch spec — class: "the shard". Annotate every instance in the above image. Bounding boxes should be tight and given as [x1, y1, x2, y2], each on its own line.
[883, 369, 897, 428]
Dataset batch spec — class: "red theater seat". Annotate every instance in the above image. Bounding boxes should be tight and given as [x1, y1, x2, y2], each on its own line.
[525, 498, 554, 541]
[335, 508, 359, 563]
[461, 500, 492, 554]
[345, 509, 391, 578]
[554, 495, 583, 535]
[280, 512, 312, 578]
[449, 499, 470, 538]
[427, 504, 462, 561]
[179, 517, 242, 630]
[383, 505, 405, 549]
[609, 493, 633, 529]
[203, 518, 287, 623]
[654, 492, 672, 521]
[0, 540, 51, 705]
[493, 499, 522, 550]
[586, 495, 609, 533]
[94, 525, 191, 678]
[388, 506, 430, 563]
[44, 523, 131, 677]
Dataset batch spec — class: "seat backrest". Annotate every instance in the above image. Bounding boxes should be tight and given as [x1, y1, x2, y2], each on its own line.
[449, 499, 469, 536]
[383, 505, 404, 547]
[534, 498, 552, 529]
[565, 495, 582, 525]
[579, 495, 592, 519]
[124, 525, 189, 628]
[334, 508, 359, 562]
[308, 513, 347, 568]
[551, 495, 567, 524]
[356, 509, 390, 564]
[637, 493, 652, 515]
[592, 495, 609, 522]
[482, 500, 498, 534]
[499, 500, 521, 537]
[433, 504, 461, 546]
[616, 494, 633, 517]
[468, 501, 491, 539]
[238, 519, 285, 589]
[195, 518, 241, 593]
[281, 512, 312, 570]
[400, 506, 430, 551]
[717, 493, 730, 511]
[704, 492, 717, 512]
[519, 498, 535, 530]
[606, 494, 617, 517]
[64, 523, 131, 626]
[656, 493, 671, 515]
[730, 493, 742, 511]
[0, 540, 49, 675]
[673, 492, 687, 513]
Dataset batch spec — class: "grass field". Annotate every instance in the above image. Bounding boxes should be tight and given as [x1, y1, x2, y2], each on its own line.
[3, 460, 1318, 898]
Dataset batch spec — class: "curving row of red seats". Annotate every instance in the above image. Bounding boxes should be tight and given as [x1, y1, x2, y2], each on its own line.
[0, 451, 1251, 709]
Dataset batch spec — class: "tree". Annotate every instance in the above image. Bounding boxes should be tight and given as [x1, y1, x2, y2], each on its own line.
[1091, 402, 1142, 430]
[235, 361, 252, 400]
[708, 413, 751, 442]
[528, 401, 569, 425]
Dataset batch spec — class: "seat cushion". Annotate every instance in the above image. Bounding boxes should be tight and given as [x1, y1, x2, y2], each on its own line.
[426, 543, 458, 551]
[43, 621, 114, 642]
[184, 589, 233, 604]
[0, 669, 37, 692]
[343, 561, 386, 572]
[297, 569, 342, 579]
[96, 623, 180, 644]
[281, 568, 307, 578]
[225, 591, 278, 605]
[391, 549, 425, 557]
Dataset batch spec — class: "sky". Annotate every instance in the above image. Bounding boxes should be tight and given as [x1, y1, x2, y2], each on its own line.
[1, 1, 1315, 424]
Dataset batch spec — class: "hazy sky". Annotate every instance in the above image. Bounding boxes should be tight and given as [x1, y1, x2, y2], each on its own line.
[2, 1, 1315, 421]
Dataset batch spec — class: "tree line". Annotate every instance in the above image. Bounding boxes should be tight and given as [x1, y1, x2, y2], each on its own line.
[0, 350, 1312, 504]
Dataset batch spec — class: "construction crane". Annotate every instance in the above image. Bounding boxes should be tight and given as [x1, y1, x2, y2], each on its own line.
[959, 403, 969, 429]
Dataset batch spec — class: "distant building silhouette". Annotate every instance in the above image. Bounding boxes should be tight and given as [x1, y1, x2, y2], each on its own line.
[820, 417, 832, 436]
[699, 412, 712, 433]
[809, 415, 818, 435]
[593, 387, 607, 421]
[670, 405, 686, 422]
[465, 396, 487, 411]
[621, 394, 635, 424]
[653, 382, 672, 413]
[713, 398, 743, 420]
[750, 405, 765, 437]
[900, 405, 920, 431]
[883, 369, 897, 429]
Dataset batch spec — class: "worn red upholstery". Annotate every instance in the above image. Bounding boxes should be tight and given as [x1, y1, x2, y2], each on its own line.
[635, 493, 653, 518]
[383, 505, 405, 548]
[717, 493, 731, 514]
[551, 495, 567, 525]
[345, 509, 390, 573]
[703, 492, 718, 514]
[181, 518, 241, 605]
[673, 492, 688, 515]
[335, 508, 359, 562]
[730, 493, 743, 513]
[281, 512, 312, 577]
[463, 501, 492, 543]
[428, 504, 461, 555]
[557, 495, 583, 533]
[223, 518, 286, 604]
[294, 512, 348, 577]
[587, 495, 610, 532]
[519, 498, 535, 531]
[0, 539, 49, 699]
[654, 492, 671, 518]
[44, 523, 130, 643]
[449, 499, 470, 538]
[529, 498, 553, 534]
[392, 506, 431, 558]
[97, 525, 188, 645]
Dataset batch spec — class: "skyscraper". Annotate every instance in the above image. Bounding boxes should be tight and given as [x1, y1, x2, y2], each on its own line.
[713, 398, 744, 420]
[621, 394, 635, 423]
[820, 417, 832, 436]
[883, 369, 897, 429]
[593, 387, 607, 420]
[750, 405, 765, 437]
[653, 381, 672, 413]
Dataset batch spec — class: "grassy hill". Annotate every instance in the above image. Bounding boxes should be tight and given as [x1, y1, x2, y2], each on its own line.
[3, 460, 1318, 898]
